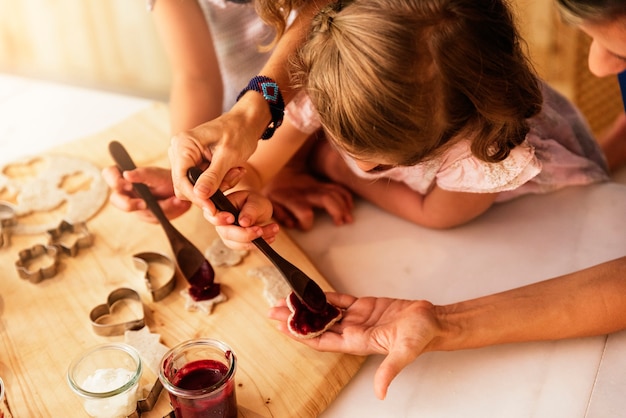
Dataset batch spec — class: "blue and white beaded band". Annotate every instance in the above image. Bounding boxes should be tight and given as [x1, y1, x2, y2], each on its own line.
[237, 76, 285, 140]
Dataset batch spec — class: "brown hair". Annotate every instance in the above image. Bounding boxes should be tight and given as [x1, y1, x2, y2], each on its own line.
[291, 0, 543, 165]
[556, 0, 626, 24]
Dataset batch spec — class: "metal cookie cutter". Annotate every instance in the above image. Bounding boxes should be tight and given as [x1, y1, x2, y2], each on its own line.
[15, 244, 60, 283]
[132, 252, 177, 302]
[0, 202, 17, 248]
[89, 288, 145, 336]
[127, 379, 164, 418]
[47, 220, 93, 257]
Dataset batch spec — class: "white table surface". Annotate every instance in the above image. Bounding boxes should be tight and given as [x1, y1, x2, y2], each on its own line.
[1, 73, 625, 418]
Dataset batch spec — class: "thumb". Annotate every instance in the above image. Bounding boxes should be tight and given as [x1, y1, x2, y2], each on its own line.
[373, 348, 416, 400]
[193, 165, 224, 200]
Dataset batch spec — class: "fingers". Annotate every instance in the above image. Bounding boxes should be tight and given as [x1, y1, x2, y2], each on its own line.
[325, 292, 359, 309]
[101, 166, 125, 189]
[271, 203, 303, 229]
[221, 167, 247, 191]
[267, 183, 354, 230]
[268, 304, 291, 321]
[103, 165, 191, 221]
[200, 189, 279, 249]
[204, 189, 277, 236]
[157, 197, 192, 220]
[168, 113, 259, 204]
[273, 201, 315, 230]
[108, 189, 147, 212]
[232, 192, 274, 228]
[102, 166, 147, 213]
[215, 224, 274, 250]
[307, 186, 353, 226]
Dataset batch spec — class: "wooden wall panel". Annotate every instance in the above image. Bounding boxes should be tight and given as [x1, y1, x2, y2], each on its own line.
[0, 0, 170, 99]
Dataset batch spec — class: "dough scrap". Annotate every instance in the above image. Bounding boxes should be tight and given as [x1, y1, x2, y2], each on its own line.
[205, 238, 249, 267]
[180, 288, 227, 314]
[124, 327, 169, 376]
[0, 154, 108, 234]
[248, 265, 291, 307]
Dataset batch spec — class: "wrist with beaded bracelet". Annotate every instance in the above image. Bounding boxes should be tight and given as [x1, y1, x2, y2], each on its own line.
[236, 75, 285, 140]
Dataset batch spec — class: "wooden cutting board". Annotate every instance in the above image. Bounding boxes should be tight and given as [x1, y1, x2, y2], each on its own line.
[0, 102, 364, 417]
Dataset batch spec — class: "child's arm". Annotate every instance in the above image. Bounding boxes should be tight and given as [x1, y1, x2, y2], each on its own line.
[314, 142, 497, 229]
[343, 177, 497, 229]
[237, 119, 314, 191]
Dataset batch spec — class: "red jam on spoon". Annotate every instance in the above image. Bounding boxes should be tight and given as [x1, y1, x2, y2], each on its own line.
[187, 261, 221, 301]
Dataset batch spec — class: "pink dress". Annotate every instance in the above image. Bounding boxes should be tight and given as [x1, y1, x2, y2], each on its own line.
[286, 82, 609, 202]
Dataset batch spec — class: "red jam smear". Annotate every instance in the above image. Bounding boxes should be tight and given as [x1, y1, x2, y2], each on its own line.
[188, 283, 221, 301]
[170, 359, 237, 418]
[288, 292, 341, 336]
[188, 261, 220, 301]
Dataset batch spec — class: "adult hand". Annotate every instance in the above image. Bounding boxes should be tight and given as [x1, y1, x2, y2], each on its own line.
[202, 189, 279, 250]
[264, 167, 354, 230]
[268, 293, 441, 400]
[168, 94, 269, 211]
[101, 166, 191, 223]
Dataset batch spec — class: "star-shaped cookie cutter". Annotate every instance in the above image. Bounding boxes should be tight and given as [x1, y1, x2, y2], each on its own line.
[0, 202, 17, 248]
[132, 252, 177, 302]
[126, 379, 164, 418]
[89, 287, 145, 337]
[15, 244, 60, 283]
[46, 220, 94, 257]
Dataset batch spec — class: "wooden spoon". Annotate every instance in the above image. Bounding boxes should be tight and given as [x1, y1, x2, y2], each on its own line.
[108, 141, 215, 292]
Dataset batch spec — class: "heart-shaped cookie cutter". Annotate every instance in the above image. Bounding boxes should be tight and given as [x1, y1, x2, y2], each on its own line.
[15, 244, 60, 283]
[132, 252, 177, 302]
[46, 220, 93, 257]
[89, 288, 145, 336]
[0, 202, 17, 248]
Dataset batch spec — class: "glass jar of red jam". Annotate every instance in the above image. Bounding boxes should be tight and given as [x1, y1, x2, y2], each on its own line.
[159, 338, 237, 418]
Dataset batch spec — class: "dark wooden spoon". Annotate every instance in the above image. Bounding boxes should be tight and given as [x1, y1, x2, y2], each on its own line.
[108, 141, 215, 292]
[187, 166, 327, 313]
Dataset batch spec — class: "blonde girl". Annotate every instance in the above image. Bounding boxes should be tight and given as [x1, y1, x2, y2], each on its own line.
[279, 0, 609, 228]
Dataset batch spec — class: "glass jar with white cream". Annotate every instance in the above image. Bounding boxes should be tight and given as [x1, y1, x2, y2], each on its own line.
[67, 343, 142, 418]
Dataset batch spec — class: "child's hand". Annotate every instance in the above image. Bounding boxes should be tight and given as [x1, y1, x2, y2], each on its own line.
[202, 189, 279, 250]
[264, 168, 354, 230]
[101, 166, 191, 223]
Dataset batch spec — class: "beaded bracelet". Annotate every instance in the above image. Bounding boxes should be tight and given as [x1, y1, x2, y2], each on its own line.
[237, 76, 285, 140]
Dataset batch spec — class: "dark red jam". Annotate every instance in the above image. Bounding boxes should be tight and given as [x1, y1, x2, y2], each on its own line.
[288, 292, 341, 336]
[169, 359, 237, 418]
[188, 283, 221, 301]
[188, 261, 220, 301]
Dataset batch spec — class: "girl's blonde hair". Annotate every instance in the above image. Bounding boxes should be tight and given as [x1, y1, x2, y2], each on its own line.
[291, 0, 543, 165]
[254, 0, 306, 47]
